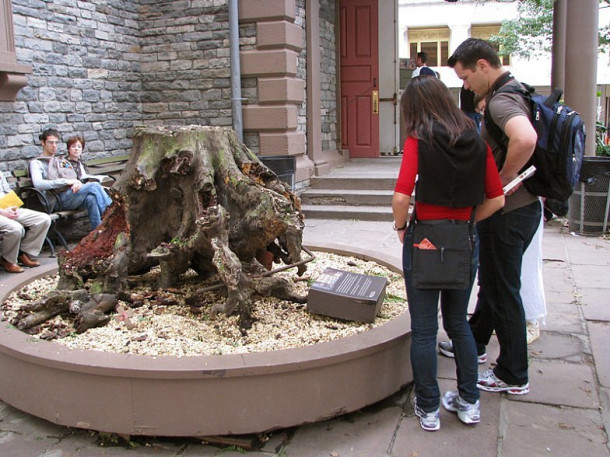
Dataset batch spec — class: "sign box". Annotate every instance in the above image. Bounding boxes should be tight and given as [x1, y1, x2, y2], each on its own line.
[307, 267, 388, 323]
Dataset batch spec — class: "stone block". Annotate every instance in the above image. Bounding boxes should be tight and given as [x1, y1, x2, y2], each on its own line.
[238, 0, 296, 23]
[259, 130, 305, 155]
[242, 105, 297, 130]
[240, 49, 297, 77]
[257, 21, 304, 51]
[258, 77, 304, 104]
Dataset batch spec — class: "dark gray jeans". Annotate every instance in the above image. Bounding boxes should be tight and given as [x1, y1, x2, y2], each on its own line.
[470, 200, 542, 386]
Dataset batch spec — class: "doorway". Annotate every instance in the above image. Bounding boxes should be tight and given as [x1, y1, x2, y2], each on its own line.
[339, 0, 380, 158]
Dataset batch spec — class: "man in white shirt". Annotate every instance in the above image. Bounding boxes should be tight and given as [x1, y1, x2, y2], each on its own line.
[411, 52, 432, 78]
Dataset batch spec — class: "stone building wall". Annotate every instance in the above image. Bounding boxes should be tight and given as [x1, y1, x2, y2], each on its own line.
[2, 0, 237, 171]
[237, 21, 259, 153]
[138, 0, 233, 129]
[295, 0, 307, 144]
[3, 0, 142, 170]
[319, 0, 337, 153]
[1, 0, 339, 173]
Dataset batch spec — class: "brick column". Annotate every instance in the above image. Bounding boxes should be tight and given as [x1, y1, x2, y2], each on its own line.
[239, 0, 307, 168]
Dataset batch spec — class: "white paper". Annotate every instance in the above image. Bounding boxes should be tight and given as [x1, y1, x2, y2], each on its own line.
[503, 165, 536, 194]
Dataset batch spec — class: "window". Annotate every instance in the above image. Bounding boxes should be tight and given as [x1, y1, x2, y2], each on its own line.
[471, 25, 510, 66]
[408, 27, 450, 66]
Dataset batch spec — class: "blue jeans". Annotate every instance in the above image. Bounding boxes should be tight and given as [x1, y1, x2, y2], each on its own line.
[469, 200, 541, 385]
[56, 182, 112, 229]
[403, 224, 480, 412]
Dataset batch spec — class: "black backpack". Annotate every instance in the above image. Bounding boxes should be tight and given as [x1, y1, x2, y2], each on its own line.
[485, 75, 586, 201]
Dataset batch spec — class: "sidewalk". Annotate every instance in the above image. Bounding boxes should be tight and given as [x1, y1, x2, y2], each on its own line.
[0, 218, 608, 456]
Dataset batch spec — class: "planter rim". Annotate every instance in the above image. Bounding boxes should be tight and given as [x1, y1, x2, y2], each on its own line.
[0, 244, 408, 380]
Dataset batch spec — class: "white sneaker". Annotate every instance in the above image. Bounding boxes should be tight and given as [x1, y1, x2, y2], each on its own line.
[526, 320, 540, 344]
[413, 397, 440, 431]
[477, 369, 529, 395]
[442, 391, 480, 424]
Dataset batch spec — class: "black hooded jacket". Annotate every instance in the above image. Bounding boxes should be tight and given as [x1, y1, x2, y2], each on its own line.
[415, 123, 487, 208]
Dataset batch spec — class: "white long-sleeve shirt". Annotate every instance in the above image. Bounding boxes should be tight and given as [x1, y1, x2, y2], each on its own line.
[29, 157, 71, 191]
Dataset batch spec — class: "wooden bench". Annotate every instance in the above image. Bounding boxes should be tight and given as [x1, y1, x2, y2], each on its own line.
[84, 155, 130, 181]
[8, 154, 130, 255]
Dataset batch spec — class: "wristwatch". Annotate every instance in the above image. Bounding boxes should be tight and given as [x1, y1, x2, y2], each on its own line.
[393, 221, 407, 231]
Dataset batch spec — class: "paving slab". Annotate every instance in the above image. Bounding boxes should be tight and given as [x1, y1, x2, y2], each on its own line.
[541, 266, 575, 293]
[391, 379, 500, 457]
[512, 360, 599, 409]
[543, 288, 578, 306]
[572, 264, 610, 289]
[543, 309, 585, 335]
[500, 401, 608, 457]
[541, 233, 568, 262]
[600, 387, 610, 454]
[285, 402, 402, 457]
[66, 441, 191, 456]
[561, 233, 610, 256]
[541, 299, 584, 334]
[580, 288, 610, 321]
[589, 321, 610, 388]
[527, 332, 587, 363]
[563, 234, 610, 266]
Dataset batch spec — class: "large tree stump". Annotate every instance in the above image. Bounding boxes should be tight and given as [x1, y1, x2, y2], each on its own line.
[54, 126, 307, 324]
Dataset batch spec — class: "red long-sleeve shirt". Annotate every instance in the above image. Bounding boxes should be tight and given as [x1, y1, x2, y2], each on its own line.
[394, 136, 504, 220]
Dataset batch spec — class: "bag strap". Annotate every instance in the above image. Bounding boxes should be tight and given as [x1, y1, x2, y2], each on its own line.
[409, 181, 477, 244]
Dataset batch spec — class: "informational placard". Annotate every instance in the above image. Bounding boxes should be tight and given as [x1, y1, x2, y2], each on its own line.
[307, 267, 387, 323]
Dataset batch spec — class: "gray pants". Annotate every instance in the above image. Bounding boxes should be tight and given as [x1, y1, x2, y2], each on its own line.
[0, 208, 52, 263]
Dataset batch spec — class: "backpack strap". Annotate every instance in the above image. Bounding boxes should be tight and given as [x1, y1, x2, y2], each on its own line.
[483, 72, 531, 169]
[545, 87, 563, 108]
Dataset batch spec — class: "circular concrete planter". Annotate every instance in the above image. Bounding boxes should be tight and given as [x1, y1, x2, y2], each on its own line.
[0, 245, 411, 437]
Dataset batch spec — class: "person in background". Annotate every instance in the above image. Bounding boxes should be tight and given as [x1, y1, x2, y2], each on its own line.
[411, 51, 431, 78]
[442, 38, 541, 396]
[521, 205, 546, 343]
[419, 67, 438, 77]
[460, 85, 480, 132]
[392, 76, 504, 432]
[474, 94, 486, 117]
[29, 129, 112, 230]
[65, 136, 111, 183]
[0, 172, 51, 273]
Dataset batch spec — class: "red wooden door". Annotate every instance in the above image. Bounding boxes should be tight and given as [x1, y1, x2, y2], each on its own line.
[339, 0, 379, 158]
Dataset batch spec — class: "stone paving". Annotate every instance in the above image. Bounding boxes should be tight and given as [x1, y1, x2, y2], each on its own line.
[0, 217, 608, 456]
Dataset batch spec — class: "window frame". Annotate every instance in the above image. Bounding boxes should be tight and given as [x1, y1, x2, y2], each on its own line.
[408, 27, 450, 67]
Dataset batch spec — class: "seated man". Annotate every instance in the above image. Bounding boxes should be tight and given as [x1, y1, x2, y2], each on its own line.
[29, 129, 112, 230]
[0, 172, 51, 273]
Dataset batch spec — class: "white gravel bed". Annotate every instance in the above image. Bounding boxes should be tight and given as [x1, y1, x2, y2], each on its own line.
[1, 252, 407, 357]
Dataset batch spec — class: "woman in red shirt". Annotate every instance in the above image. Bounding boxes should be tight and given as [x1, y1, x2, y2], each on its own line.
[392, 76, 504, 432]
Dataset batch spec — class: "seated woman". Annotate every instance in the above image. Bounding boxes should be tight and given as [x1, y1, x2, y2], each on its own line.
[65, 135, 111, 184]
[29, 129, 112, 230]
